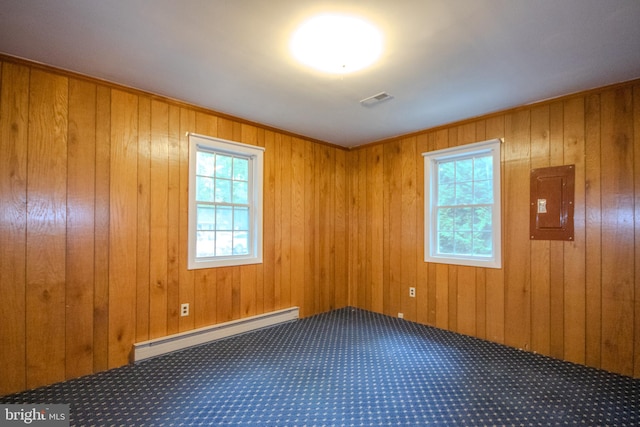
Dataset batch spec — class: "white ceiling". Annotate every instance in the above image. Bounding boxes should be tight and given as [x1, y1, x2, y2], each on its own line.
[1, 0, 640, 148]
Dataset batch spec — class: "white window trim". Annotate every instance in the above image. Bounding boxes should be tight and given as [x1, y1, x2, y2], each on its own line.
[187, 133, 264, 270]
[423, 138, 502, 269]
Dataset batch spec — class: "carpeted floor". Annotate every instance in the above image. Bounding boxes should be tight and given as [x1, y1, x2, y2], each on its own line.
[2, 307, 639, 426]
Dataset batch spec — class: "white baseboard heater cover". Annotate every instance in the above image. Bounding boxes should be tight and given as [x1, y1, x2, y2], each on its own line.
[133, 307, 299, 362]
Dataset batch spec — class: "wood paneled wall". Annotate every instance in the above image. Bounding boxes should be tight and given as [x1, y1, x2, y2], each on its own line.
[0, 59, 348, 395]
[347, 81, 640, 379]
[1, 56, 639, 396]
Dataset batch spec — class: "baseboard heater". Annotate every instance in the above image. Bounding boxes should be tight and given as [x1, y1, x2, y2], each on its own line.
[133, 307, 299, 362]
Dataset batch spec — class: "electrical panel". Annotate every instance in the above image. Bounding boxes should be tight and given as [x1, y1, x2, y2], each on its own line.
[530, 165, 575, 241]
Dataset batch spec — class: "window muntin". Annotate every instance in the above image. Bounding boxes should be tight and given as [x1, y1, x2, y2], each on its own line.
[188, 133, 264, 269]
[423, 139, 501, 268]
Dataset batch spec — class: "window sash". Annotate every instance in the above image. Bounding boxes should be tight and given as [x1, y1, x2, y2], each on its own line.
[188, 133, 264, 269]
[423, 139, 501, 269]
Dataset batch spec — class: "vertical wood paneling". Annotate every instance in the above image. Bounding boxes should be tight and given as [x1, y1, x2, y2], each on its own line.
[280, 135, 292, 310]
[367, 145, 384, 312]
[3, 59, 640, 395]
[563, 97, 586, 365]
[401, 137, 417, 322]
[384, 140, 402, 317]
[335, 148, 348, 308]
[548, 102, 565, 360]
[240, 124, 260, 317]
[178, 108, 196, 332]
[26, 70, 68, 388]
[347, 149, 359, 307]
[93, 86, 110, 373]
[273, 133, 283, 310]
[503, 110, 531, 351]
[136, 96, 151, 342]
[584, 93, 602, 370]
[0, 62, 29, 395]
[634, 84, 640, 377]
[149, 100, 169, 338]
[108, 89, 138, 368]
[415, 134, 429, 326]
[167, 105, 181, 334]
[600, 87, 635, 376]
[66, 78, 96, 379]
[529, 105, 551, 355]
[318, 145, 336, 312]
[263, 130, 276, 313]
[303, 140, 316, 317]
[356, 149, 368, 309]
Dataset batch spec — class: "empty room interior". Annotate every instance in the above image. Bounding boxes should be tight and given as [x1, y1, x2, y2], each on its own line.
[1, 1, 640, 425]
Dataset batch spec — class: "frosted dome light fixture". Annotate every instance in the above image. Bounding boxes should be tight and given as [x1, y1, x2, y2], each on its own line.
[290, 14, 383, 74]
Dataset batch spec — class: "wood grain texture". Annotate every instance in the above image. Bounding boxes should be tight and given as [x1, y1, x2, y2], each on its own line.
[66, 78, 96, 379]
[178, 108, 196, 331]
[3, 59, 640, 396]
[149, 100, 169, 339]
[0, 61, 29, 395]
[136, 96, 151, 343]
[584, 93, 602, 370]
[600, 87, 634, 376]
[529, 105, 551, 355]
[93, 85, 111, 373]
[548, 102, 565, 360]
[503, 110, 531, 351]
[108, 89, 138, 368]
[26, 70, 68, 388]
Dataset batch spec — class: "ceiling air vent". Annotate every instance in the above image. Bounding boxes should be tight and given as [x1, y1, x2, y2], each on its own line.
[360, 91, 394, 107]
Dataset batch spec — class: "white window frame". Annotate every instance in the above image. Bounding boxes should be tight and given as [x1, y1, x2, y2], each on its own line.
[187, 133, 264, 269]
[423, 138, 502, 269]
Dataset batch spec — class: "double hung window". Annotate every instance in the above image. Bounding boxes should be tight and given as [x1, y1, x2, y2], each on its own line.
[188, 133, 264, 269]
[423, 139, 501, 268]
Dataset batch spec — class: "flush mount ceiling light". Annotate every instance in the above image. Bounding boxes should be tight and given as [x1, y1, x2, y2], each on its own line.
[290, 14, 383, 74]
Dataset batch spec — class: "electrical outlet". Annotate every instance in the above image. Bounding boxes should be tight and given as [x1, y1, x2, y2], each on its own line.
[180, 303, 189, 317]
[398, 312, 404, 319]
[409, 287, 416, 298]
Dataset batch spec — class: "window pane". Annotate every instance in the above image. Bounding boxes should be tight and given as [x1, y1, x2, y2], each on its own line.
[196, 151, 215, 176]
[234, 207, 249, 231]
[454, 207, 473, 231]
[454, 231, 473, 254]
[196, 205, 216, 230]
[473, 179, 493, 204]
[455, 182, 473, 204]
[473, 206, 492, 231]
[438, 161, 455, 184]
[438, 183, 455, 206]
[216, 206, 233, 231]
[215, 178, 232, 203]
[196, 231, 215, 257]
[455, 158, 473, 181]
[437, 207, 454, 231]
[233, 181, 248, 204]
[196, 176, 214, 202]
[233, 231, 249, 255]
[437, 232, 454, 254]
[474, 156, 493, 181]
[215, 154, 233, 178]
[473, 232, 493, 256]
[215, 231, 233, 256]
[233, 157, 249, 181]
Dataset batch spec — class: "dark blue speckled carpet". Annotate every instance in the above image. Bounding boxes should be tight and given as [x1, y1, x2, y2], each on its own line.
[2, 307, 639, 426]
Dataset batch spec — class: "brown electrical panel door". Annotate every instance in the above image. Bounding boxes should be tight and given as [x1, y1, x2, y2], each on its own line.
[530, 165, 575, 241]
